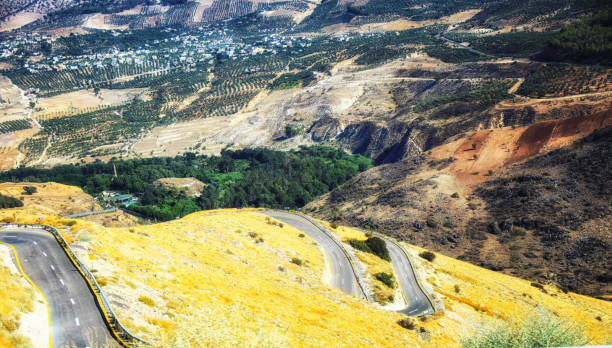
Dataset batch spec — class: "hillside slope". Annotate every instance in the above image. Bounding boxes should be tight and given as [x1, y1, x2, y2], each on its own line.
[307, 118, 612, 297]
[0, 184, 610, 346]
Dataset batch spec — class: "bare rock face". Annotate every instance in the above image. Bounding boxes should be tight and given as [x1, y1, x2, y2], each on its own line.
[309, 115, 343, 142]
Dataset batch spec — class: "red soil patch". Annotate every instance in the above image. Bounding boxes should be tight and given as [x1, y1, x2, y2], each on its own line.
[430, 109, 612, 187]
[509, 109, 612, 165]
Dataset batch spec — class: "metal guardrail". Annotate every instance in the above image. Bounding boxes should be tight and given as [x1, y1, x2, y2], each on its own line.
[65, 207, 117, 219]
[352, 227, 440, 315]
[261, 209, 440, 315]
[1, 223, 149, 347]
[260, 209, 371, 302]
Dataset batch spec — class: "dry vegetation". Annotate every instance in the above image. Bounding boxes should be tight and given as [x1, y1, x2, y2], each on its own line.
[1, 183, 610, 347]
[0, 244, 49, 348]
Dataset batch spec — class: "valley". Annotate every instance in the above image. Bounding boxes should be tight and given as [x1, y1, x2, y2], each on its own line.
[0, 0, 610, 346]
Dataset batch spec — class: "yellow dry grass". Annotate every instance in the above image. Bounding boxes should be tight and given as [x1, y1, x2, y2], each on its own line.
[50, 210, 419, 347]
[321, 222, 397, 304]
[2, 184, 611, 347]
[0, 182, 99, 217]
[0, 264, 34, 348]
[402, 243, 612, 345]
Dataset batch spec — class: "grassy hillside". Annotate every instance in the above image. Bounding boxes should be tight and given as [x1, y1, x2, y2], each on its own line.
[0, 184, 610, 346]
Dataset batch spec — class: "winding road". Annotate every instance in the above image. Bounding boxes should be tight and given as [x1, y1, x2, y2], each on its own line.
[384, 238, 434, 315]
[0, 226, 119, 348]
[262, 211, 368, 299]
[0, 212, 434, 347]
[262, 211, 434, 315]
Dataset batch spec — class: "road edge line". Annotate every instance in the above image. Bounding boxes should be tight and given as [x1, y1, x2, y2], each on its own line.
[0, 241, 52, 348]
[387, 238, 435, 312]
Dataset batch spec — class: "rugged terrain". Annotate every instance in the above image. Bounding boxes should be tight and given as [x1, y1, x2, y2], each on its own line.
[307, 121, 612, 297]
[0, 183, 610, 347]
[0, 0, 610, 339]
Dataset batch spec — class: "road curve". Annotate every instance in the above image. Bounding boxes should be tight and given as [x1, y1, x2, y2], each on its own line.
[0, 226, 120, 348]
[384, 238, 434, 316]
[263, 211, 433, 316]
[262, 211, 367, 299]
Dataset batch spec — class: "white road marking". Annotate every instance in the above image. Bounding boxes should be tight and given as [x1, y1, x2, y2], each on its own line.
[70, 298, 75, 305]
[33, 241, 38, 245]
[60, 278, 65, 286]
[50, 265, 55, 271]
[42, 252, 47, 257]
[75, 317, 80, 327]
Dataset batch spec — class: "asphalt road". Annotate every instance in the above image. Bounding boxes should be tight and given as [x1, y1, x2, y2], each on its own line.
[262, 211, 366, 299]
[384, 239, 433, 316]
[0, 227, 119, 348]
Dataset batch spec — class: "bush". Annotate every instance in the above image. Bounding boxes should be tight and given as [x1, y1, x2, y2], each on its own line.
[138, 296, 155, 307]
[22, 186, 37, 195]
[349, 239, 371, 253]
[461, 312, 587, 348]
[66, 220, 77, 227]
[298, 233, 305, 238]
[419, 251, 436, 262]
[451, 192, 460, 198]
[530, 282, 547, 293]
[366, 236, 390, 261]
[426, 219, 438, 228]
[290, 257, 303, 266]
[0, 193, 24, 208]
[397, 318, 416, 330]
[375, 272, 396, 289]
[443, 218, 455, 228]
[329, 222, 338, 229]
[349, 236, 391, 261]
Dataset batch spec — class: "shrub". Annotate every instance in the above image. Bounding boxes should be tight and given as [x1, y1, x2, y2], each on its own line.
[138, 296, 155, 307]
[349, 239, 371, 253]
[451, 192, 460, 198]
[349, 236, 391, 261]
[290, 257, 303, 266]
[1, 317, 19, 332]
[419, 251, 436, 262]
[0, 193, 24, 208]
[365, 236, 390, 261]
[375, 272, 396, 289]
[66, 220, 77, 227]
[454, 284, 461, 293]
[426, 219, 438, 228]
[329, 222, 338, 229]
[298, 233, 305, 238]
[397, 318, 416, 330]
[22, 186, 37, 195]
[443, 218, 455, 228]
[461, 312, 587, 348]
[530, 282, 547, 293]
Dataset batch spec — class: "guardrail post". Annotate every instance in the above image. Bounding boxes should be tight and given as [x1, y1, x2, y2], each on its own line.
[1, 223, 149, 347]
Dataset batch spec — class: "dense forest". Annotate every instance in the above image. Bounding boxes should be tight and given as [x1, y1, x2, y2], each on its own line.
[0, 147, 372, 221]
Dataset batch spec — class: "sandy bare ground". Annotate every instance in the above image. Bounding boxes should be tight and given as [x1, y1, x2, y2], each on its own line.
[130, 56, 462, 158]
[33, 88, 148, 120]
[0, 245, 50, 348]
[82, 13, 128, 30]
[0, 12, 43, 32]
